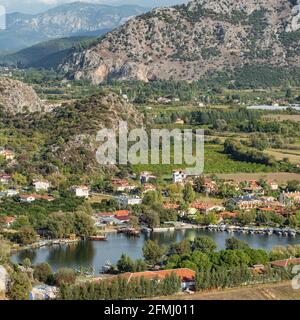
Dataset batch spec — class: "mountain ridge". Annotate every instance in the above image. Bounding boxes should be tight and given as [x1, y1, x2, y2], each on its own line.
[0, 2, 149, 52]
[60, 0, 300, 84]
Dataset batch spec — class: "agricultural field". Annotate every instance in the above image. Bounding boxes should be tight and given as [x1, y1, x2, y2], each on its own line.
[157, 281, 300, 300]
[266, 149, 300, 164]
[217, 172, 300, 183]
[263, 114, 300, 122]
[132, 144, 277, 178]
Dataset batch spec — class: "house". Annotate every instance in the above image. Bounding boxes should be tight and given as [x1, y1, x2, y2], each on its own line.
[242, 180, 264, 195]
[20, 194, 36, 203]
[29, 285, 58, 300]
[72, 185, 89, 198]
[172, 169, 186, 184]
[0, 174, 12, 185]
[203, 178, 218, 193]
[140, 172, 156, 184]
[282, 192, 300, 204]
[143, 183, 156, 193]
[231, 195, 263, 210]
[33, 179, 50, 192]
[97, 210, 130, 223]
[175, 118, 184, 125]
[162, 203, 180, 211]
[111, 179, 136, 192]
[270, 258, 300, 269]
[3, 216, 15, 228]
[0, 149, 15, 160]
[120, 268, 196, 290]
[19, 194, 55, 203]
[5, 189, 19, 197]
[190, 201, 225, 214]
[116, 195, 142, 207]
[267, 180, 279, 191]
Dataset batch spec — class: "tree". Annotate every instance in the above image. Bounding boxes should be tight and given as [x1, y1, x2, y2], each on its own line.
[22, 258, 32, 269]
[193, 176, 205, 193]
[117, 254, 135, 273]
[34, 263, 53, 284]
[142, 240, 165, 266]
[183, 183, 195, 204]
[73, 212, 96, 236]
[225, 237, 250, 251]
[194, 236, 217, 254]
[55, 268, 76, 286]
[9, 272, 32, 300]
[12, 173, 27, 186]
[0, 240, 10, 263]
[15, 227, 38, 245]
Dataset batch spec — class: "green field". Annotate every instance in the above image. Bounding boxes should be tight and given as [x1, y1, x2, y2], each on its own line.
[132, 144, 275, 177]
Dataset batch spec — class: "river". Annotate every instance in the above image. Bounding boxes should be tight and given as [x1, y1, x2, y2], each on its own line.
[11, 229, 300, 274]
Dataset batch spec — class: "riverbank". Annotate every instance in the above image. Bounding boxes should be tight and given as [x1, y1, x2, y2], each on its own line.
[10, 238, 80, 254]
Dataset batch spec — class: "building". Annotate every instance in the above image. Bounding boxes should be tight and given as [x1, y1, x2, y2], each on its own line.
[111, 179, 136, 192]
[190, 201, 225, 214]
[20, 194, 55, 203]
[267, 180, 279, 191]
[175, 118, 184, 125]
[203, 178, 218, 193]
[231, 195, 263, 210]
[0, 149, 15, 160]
[270, 258, 300, 269]
[143, 183, 156, 193]
[282, 191, 300, 205]
[72, 185, 89, 198]
[29, 285, 58, 300]
[242, 180, 264, 195]
[3, 216, 15, 228]
[120, 268, 196, 290]
[140, 172, 156, 184]
[116, 195, 142, 207]
[0, 174, 12, 185]
[33, 179, 50, 192]
[172, 169, 186, 184]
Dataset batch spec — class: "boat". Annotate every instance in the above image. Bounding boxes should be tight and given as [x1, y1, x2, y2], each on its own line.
[88, 235, 107, 241]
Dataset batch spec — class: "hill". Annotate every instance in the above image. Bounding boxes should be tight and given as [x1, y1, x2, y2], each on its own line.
[1, 2, 149, 52]
[60, 0, 300, 85]
[0, 77, 45, 114]
[0, 36, 108, 69]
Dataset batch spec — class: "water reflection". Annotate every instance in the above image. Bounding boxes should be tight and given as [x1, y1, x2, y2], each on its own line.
[11, 229, 300, 273]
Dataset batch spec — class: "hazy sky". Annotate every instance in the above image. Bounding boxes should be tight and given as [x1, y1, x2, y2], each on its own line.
[0, 0, 188, 14]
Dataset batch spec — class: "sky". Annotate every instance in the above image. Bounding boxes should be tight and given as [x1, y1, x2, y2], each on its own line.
[0, 0, 188, 14]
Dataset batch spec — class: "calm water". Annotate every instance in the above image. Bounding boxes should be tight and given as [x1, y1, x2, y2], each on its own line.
[11, 230, 300, 274]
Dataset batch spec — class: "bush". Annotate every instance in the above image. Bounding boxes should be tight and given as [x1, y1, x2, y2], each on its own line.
[55, 268, 76, 286]
[34, 263, 53, 284]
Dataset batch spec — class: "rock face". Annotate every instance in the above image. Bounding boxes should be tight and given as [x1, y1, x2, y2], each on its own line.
[45, 92, 145, 174]
[61, 0, 300, 84]
[0, 266, 8, 295]
[0, 78, 44, 114]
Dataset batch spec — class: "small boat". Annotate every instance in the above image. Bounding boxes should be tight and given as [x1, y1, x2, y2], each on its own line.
[88, 235, 107, 241]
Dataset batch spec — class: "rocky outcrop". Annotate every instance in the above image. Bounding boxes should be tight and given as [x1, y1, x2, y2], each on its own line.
[0, 266, 8, 296]
[60, 0, 300, 84]
[0, 78, 45, 114]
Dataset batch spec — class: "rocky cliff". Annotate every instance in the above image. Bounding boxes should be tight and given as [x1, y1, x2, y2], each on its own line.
[60, 0, 300, 84]
[0, 77, 44, 114]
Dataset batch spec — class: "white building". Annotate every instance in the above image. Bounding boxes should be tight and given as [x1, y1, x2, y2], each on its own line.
[33, 179, 50, 192]
[172, 169, 186, 184]
[140, 172, 156, 184]
[73, 185, 89, 198]
[116, 195, 142, 207]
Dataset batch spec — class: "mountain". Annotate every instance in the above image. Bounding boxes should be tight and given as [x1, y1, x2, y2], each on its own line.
[0, 2, 149, 52]
[0, 77, 45, 114]
[60, 0, 300, 85]
[0, 35, 106, 69]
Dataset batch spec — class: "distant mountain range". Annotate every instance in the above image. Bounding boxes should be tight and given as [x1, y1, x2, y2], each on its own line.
[0, 2, 149, 52]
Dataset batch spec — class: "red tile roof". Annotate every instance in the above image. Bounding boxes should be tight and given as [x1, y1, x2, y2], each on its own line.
[270, 258, 300, 268]
[122, 268, 195, 283]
